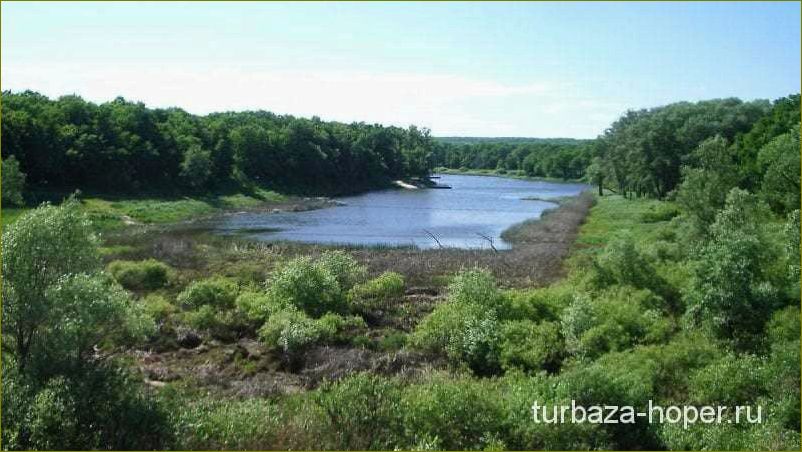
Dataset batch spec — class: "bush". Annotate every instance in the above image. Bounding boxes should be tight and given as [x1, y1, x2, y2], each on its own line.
[766, 305, 800, 345]
[685, 189, 782, 348]
[591, 237, 676, 305]
[235, 290, 288, 322]
[1, 155, 26, 206]
[177, 277, 239, 309]
[689, 354, 766, 406]
[258, 308, 320, 366]
[316, 313, 367, 343]
[447, 268, 503, 309]
[498, 285, 572, 322]
[171, 397, 282, 450]
[267, 257, 345, 317]
[315, 250, 367, 291]
[315, 373, 403, 449]
[108, 259, 171, 291]
[400, 376, 507, 450]
[561, 287, 673, 359]
[349, 271, 405, 311]
[499, 320, 564, 373]
[182, 305, 249, 342]
[142, 294, 176, 323]
[412, 301, 500, 375]
[640, 203, 680, 223]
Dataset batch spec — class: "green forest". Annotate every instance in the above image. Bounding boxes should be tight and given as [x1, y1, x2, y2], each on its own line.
[1, 91, 800, 450]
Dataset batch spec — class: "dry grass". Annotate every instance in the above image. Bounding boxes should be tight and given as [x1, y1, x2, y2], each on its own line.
[351, 190, 596, 288]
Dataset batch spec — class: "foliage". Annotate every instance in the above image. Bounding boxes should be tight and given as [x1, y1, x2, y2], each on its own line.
[412, 297, 501, 375]
[498, 320, 564, 372]
[266, 256, 346, 317]
[432, 139, 592, 181]
[2, 155, 26, 206]
[315, 250, 367, 291]
[447, 268, 503, 310]
[179, 142, 213, 188]
[177, 276, 239, 309]
[675, 135, 741, 230]
[315, 373, 404, 450]
[258, 307, 321, 365]
[1, 200, 168, 449]
[1, 91, 435, 194]
[349, 271, 405, 311]
[107, 258, 172, 291]
[590, 236, 676, 307]
[688, 354, 766, 406]
[400, 376, 508, 450]
[235, 290, 287, 322]
[595, 98, 769, 198]
[685, 188, 783, 348]
[757, 128, 800, 214]
[561, 287, 672, 360]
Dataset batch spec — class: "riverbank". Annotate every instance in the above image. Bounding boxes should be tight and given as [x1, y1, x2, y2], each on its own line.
[434, 166, 584, 184]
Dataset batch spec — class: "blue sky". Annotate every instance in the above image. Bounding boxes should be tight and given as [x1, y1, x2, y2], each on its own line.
[2, 1, 800, 138]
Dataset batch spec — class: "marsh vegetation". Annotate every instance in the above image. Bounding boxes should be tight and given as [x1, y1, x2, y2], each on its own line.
[1, 92, 800, 450]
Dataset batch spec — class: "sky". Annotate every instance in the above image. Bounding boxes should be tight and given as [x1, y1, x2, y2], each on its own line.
[2, 2, 800, 138]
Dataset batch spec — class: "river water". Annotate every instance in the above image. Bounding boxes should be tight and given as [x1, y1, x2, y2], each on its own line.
[210, 174, 588, 249]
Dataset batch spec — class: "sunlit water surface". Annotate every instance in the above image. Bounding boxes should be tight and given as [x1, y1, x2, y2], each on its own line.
[209, 174, 588, 249]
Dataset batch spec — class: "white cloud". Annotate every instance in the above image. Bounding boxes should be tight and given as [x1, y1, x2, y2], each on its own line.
[1, 62, 622, 137]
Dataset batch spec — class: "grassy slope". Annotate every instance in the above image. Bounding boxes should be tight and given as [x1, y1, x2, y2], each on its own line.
[1, 188, 287, 231]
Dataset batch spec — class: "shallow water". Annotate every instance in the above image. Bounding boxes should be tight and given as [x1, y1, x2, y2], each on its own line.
[210, 174, 588, 249]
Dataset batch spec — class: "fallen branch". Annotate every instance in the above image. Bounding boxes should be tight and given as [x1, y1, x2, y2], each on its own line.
[423, 229, 444, 249]
[476, 233, 498, 253]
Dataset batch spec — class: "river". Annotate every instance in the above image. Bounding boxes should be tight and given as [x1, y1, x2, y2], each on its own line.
[209, 174, 588, 249]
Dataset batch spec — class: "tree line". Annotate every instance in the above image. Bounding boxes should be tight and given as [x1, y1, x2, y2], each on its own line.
[589, 95, 800, 205]
[432, 141, 593, 180]
[1, 90, 436, 199]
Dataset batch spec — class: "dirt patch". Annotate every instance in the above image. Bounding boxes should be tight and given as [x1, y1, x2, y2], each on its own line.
[135, 339, 447, 397]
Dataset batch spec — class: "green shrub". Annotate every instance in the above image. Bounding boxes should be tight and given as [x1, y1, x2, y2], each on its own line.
[411, 301, 500, 375]
[499, 320, 564, 373]
[561, 287, 673, 359]
[659, 413, 800, 451]
[170, 396, 282, 450]
[258, 308, 320, 365]
[498, 372, 612, 450]
[107, 259, 172, 291]
[591, 237, 676, 305]
[689, 354, 766, 406]
[315, 373, 403, 449]
[177, 277, 239, 309]
[498, 285, 572, 321]
[378, 331, 408, 351]
[765, 305, 800, 345]
[400, 376, 507, 450]
[685, 189, 783, 348]
[349, 271, 405, 310]
[640, 203, 680, 223]
[766, 339, 801, 430]
[315, 250, 366, 291]
[181, 304, 249, 341]
[235, 290, 288, 322]
[267, 257, 345, 317]
[182, 304, 218, 331]
[1, 155, 26, 206]
[447, 268, 502, 309]
[316, 313, 367, 343]
[142, 294, 176, 323]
